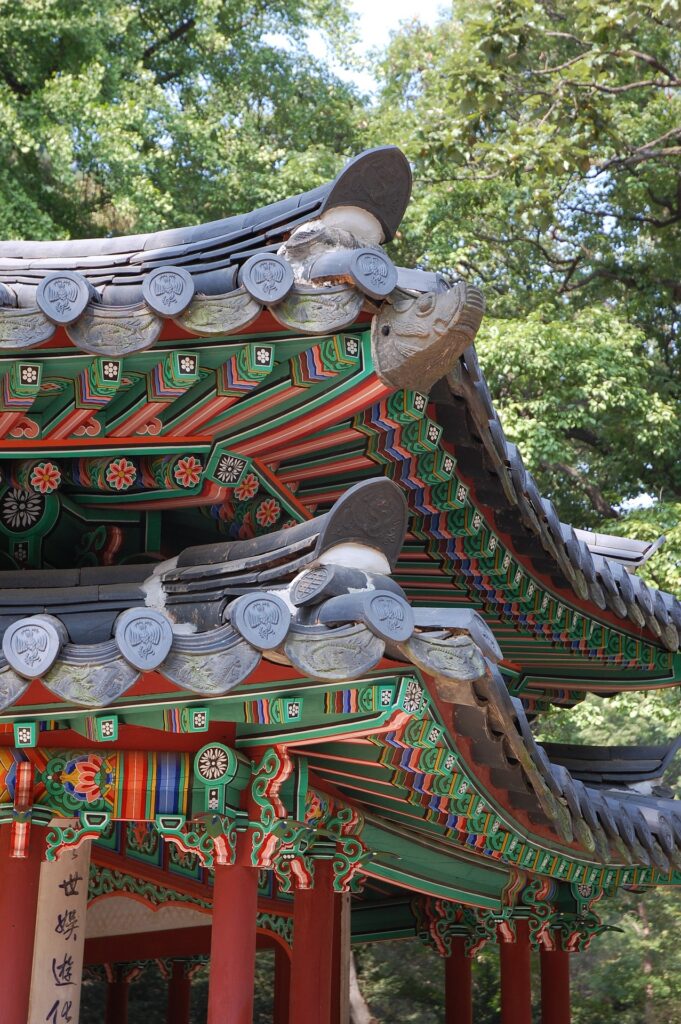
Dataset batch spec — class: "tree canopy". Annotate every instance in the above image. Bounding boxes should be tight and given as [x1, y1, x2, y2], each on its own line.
[370, 0, 681, 586]
[0, 0, 360, 239]
[2, 2, 681, 1021]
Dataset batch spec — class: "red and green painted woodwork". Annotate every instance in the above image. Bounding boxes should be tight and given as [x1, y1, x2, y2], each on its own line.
[165, 343, 275, 435]
[0, 331, 372, 451]
[87, 862, 294, 949]
[412, 878, 609, 960]
[0, 325, 672, 693]
[352, 388, 675, 683]
[0, 360, 43, 436]
[37, 357, 124, 440]
[0, 669, 677, 897]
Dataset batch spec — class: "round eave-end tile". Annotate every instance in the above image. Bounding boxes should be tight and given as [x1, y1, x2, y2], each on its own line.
[36, 271, 92, 326]
[142, 266, 195, 316]
[291, 565, 332, 607]
[3, 615, 65, 678]
[349, 249, 398, 300]
[366, 592, 414, 642]
[239, 253, 294, 305]
[115, 607, 174, 671]
[230, 592, 291, 650]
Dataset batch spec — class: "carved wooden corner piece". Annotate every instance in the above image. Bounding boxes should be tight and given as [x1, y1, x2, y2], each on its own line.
[370, 282, 485, 393]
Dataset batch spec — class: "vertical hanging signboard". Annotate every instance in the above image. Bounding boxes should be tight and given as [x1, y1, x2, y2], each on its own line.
[27, 825, 91, 1024]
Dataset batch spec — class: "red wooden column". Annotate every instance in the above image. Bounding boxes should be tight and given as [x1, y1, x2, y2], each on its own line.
[105, 974, 130, 1024]
[445, 936, 473, 1024]
[207, 838, 259, 1024]
[540, 943, 571, 1024]
[167, 960, 192, 1024]
[273, 944, 291, 1024]
[331, 890, 351, 1024]
[289, 860, 337, 1024]
[0, 824, 45, 1024]
[499, 921, 532, 1024]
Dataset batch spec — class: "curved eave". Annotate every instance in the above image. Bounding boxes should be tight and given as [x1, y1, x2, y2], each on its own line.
[427, 346, 680, 652]
[0, 147, 412, 309]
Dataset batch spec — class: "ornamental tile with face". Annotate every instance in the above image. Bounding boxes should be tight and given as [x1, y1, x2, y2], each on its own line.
[115, 608, 173, 671]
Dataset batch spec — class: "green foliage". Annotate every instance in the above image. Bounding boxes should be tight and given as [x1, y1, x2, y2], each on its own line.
[0, 0, 362, 239]
[372, 0, 681, 361]
[371, 0, 681, 599]
[477, 307, 680, 524]
[80, 952, 275, 1022]
[354, 939, 444, 1022]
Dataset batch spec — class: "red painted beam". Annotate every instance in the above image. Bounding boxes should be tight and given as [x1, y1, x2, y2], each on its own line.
[86, 927, 212, 965]
[85, 925, 278, 967]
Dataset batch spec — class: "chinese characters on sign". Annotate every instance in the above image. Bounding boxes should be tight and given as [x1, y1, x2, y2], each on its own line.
[28, 828, 91, 1024]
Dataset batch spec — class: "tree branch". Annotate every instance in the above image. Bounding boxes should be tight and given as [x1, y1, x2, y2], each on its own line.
[0, 65, 30, 97]
[564, 427, 612, 453]
[143, 17, 197, 62]
[540, 460, 619, 518]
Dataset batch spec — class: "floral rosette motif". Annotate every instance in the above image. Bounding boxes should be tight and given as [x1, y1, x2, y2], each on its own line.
[234, 472, 259, 502]
[0, 487, 44, 531]
[255, 497, 281, 529]
[173, 455, 203, 489]
[29, 461, 61, 495]
[105, 457, 137, 491]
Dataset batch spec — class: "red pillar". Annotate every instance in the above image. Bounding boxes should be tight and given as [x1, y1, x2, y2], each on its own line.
[207, 841, 259, 1024]
[445, 936, 473, 1024]
[289, 860, 337, 1024]
[499, 921, 532, 1024]
[105, 977, 130, 1024]
[167, 960, 192, 1024]
[0, 824, 45, 1024]
[540, 944, 570, 1024]
[331, 890, 350, 1024]
[274, 944, 291, 1024]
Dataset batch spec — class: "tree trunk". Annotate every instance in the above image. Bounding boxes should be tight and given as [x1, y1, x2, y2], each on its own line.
[349, 953, 377, 1024]
[638, 900, 655, 1024]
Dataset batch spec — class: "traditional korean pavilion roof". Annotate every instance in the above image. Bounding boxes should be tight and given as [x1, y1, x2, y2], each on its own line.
[0, 146, 680, 934]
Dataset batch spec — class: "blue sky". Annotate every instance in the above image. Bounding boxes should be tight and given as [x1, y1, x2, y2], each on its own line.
[309, 0, 445, 93]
